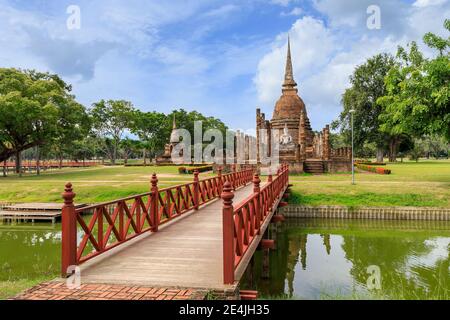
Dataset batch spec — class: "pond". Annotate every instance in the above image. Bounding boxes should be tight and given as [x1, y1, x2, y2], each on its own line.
[241, 218, 450, 300]
[1, 218, 449, 300]
[0, 222, 60, 282]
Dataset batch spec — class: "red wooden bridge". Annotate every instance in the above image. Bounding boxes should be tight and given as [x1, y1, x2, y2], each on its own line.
[60, 165, 289, 296]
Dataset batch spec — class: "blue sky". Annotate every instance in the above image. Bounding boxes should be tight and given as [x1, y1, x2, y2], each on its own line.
[0, 0, 449, 131]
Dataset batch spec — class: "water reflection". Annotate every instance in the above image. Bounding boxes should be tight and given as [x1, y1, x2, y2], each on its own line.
[241, 219, 450, 300]
[0, 222, 61, 281]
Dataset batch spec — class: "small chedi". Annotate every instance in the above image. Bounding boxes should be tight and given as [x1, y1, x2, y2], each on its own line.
[256, 38, 352, 174]
[156, 115, 181, 164]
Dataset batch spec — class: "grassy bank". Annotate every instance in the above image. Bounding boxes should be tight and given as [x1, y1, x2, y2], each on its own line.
[289, 160, 450, 207]
[0, 160, 449, 207]
[0, 165, 203, 203]
[0, 277, 55, 300]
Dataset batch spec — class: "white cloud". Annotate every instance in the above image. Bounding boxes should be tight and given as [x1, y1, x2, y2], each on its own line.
[203, 4, 239, 17]
[254, 17, 335, 107]
[271, 0, 294, 6]
[281, 7, 303, 16]
[254, 0, 449, 130]
[413, 0, 447, 7]
[1, 0, 449, 130]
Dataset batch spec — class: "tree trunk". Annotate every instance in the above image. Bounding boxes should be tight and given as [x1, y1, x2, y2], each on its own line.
[388, 138, 399, 162]
[59, 155, 63, 169]
[15, 150, 21, 176]
[3, 160, 6, 177]
[143, 149, 147, 166]
[124, 152, 128, 165]
[376, 147, 384, 163]
[112, 142, 117, 165]
[36, 146, 40, 175]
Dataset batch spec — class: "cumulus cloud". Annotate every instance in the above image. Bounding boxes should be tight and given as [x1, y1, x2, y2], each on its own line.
[27, 30, 116, 81]
[255, 0, 449, 129]
[254, 17, 335, 107]
[1, 0, 448, 130]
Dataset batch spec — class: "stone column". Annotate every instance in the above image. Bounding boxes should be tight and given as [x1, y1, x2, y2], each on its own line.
[298, 110, 306, 161]
[256, 109, 261, 165]
[323, 125, 331, 160]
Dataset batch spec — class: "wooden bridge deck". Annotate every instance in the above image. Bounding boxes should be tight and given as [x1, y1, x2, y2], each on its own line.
[77, 184, 261, 291]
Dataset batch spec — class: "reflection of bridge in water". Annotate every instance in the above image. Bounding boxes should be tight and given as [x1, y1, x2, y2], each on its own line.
[55, 165, 290, 299]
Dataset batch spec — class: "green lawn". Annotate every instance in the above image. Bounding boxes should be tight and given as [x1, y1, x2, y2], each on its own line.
[0, 160, 449, 207]
[0, 165, 204, 203]
[289, 160, 450, 207]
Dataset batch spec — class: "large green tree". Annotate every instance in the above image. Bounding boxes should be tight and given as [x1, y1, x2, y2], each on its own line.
[90, 100, 137, 164]
[378, 20, 450, 145]
[0, 68, 87, 174]
[132, 111, 167, 164]
[332, 54, 396, 161]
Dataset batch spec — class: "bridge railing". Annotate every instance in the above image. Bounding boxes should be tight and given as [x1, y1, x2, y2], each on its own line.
[61, 166, 254, 276]
[222, 164, 289, 284]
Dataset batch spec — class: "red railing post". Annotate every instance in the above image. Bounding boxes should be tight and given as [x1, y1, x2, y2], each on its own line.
[232, 164, 237, 190]
[61, 182, 77, 277]
[286, 165, 289, 186]
[268, 172, 273, 210]
[193, 170, 200, 210]
[253, 173, 261, 234]
[218, 166, 223, 196]
[150, 173, 159, 232]
[222, 181, 235, 284]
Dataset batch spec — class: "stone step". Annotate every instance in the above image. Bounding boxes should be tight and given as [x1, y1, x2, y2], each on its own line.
[304, 161, 324, 174]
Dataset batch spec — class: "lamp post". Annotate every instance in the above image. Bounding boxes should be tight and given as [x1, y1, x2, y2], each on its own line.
[349, 109, 356, 185]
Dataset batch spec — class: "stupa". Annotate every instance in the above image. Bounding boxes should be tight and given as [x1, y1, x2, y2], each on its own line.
[256, 37, 352, 173]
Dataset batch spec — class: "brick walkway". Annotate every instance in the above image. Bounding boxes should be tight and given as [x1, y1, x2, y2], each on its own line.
[11, 281, 206, 300]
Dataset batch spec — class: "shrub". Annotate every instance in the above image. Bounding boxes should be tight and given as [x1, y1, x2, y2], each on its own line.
[354, 161, 386, 166]
[180, 165, 213, 174]
[356, 163, 391, 175]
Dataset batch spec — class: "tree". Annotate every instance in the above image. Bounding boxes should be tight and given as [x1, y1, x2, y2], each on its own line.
[414, 135, 449, 159]
[132, 111, 168, 164]
[167, 109, 228, 139]
[50, 100, 91, 169]
[120, 138, 141, 164]
[166, 109, 228, 155]
[332, 54, 396, 161]
[90, 100, 137, 165]
[378, 20, 450, 145]
[132, 108, 229, 164]
[0, 68, 86, 175]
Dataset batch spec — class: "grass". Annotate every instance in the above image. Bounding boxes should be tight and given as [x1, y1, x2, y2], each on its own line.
[0, 165, 206, 203]
[0, 160, 449, 207]
[1, 160, 449, 300]
[289, 159, 450, 207]
[0, 277, 54, 300]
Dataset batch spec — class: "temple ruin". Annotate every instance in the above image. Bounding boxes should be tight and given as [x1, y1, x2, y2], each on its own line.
[256, 38, 352, 174]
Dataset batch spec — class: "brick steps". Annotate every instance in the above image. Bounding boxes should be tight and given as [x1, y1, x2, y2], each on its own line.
[304, 161, 324, 174]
